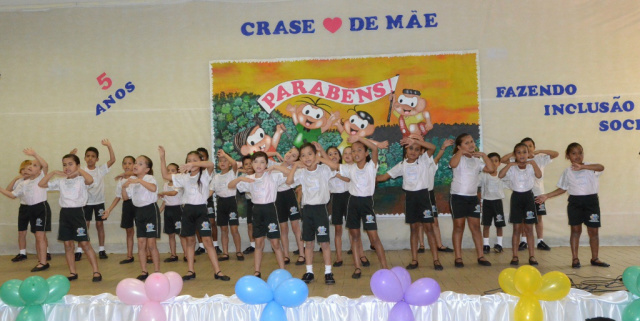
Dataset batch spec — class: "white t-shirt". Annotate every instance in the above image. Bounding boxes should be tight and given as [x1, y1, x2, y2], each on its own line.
[130, 175, 158, 207]
[557, 164, 602, 195]
[427, 155, 438, 191]
[210, 170, 237, 198]
[339, 161, 378, 197]
[114, 177, 133, 199]
[268, 160, 295, 192]
[238, 172, 252, 200]
[48, 176, 91, 208]
[236, 171, 287, 204]
[386, 153, 433, 191]
[478, 172, 506, 200]
[532, 154, 552, 196]
[328, 171, 348, 194]
[173, 170, 212, 205]
[504, 164, 537, 193]
[291, 164, 332, 206]
[12, 172, 47, 206]
[13, 179, 26, 205]
[450, 156, 485, 196]
[84, 164, 109, 205]
[163, 182, 183, 206]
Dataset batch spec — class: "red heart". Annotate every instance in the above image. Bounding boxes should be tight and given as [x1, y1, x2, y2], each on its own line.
[323, 17, 342, 33]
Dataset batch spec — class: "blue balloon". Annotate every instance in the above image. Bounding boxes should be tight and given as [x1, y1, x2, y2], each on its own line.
[235, 276, 273, 305]
[273, 278, 308, 308]
[0, 279, 25, 307]
[267, 269, 292, 291]
[260, 301, 286, 321]
[16, 305, 45, 321]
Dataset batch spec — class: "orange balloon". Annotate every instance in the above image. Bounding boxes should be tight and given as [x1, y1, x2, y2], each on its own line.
[514, 266, 542, 295]
[514, 295, 543, 321]
[535, 271, 571, 301]
[499, 268, 521, 297]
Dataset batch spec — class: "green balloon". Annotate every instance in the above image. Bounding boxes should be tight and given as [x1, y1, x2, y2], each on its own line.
[623, 266, 640, 297]
[19, 276, 48, 305]
[45, 275, 70, 304]
[16, 305, 45, 321]
[623, 299, 640, 321]
[1, 279, 25, 307]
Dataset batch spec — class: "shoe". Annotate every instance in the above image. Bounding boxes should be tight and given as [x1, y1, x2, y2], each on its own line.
[417, 246, 426, 253]
[360, 256, 370, 267]
[301, 272, 314, 283]
[483, 245, 490, 254]
[120, 257, 134, 264]
[370, 245, 375, 251]
[454, 258, 464, 268]
[590, 258, 610, 267]
[537, 241, 551, 251]
[518, 241, 527, 251]
[243, 246, 255, 254]
[293, 249, 300, 255]
[318, 247, 323, 253]
[236, 252, 245, 261]
[511, 257, 519, 266]
[351, 268, 361, 279]
[74, 252, 82, 261]
[218, 254, 230, 261]
[572, 258, 581, 268]
[183, 256, 188, 262]
[333, 260, 343, 267]
[99, 251, 108, 259]
[529, 256, 539, 266]
[434, 260, 443, 271]
[477, 257, 492, 266]
[136, 272, 149, 281]
[164, 255, 179, 263]
[295, 256, 306, 266]
[147, 257, 152, 264]
[283, 257, 290, 265]
[215, 246, 222, 254]
[325, 273, 335, 285]
[406, 260, 419, 270]
[347, 249, 353, 255]
[67, 273, 78, 281]
[11, 254, 27, 262]
[438, 246, 454, 253]
[46, 253, 51, 261]
[215, 271, 231, 281]
[254, 271, 262, 279]
[92, 272, 102, 282]
[493, 244, 503, 253]
[195, 247, 206, 255]
[182, 271, 196, 281]
[31, 263, 50, 272]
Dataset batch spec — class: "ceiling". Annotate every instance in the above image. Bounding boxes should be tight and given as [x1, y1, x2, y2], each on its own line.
[0, 0, 289, 12]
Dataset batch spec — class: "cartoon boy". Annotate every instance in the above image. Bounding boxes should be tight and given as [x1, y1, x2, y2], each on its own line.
[286, 97, 340, 148]
[336, 109, 388, 151]
[390, 89, 433, 137]
[233, 123, 286, 156]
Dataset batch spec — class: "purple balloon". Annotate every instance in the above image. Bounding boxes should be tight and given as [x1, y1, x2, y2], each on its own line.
[370, 269, 404, 303]
[404, 278, 441, 306]
[389, 301, 414, 321]
[390, 266, 412, 293]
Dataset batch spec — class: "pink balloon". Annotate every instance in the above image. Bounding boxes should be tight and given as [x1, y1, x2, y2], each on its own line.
[404, 278, 441, 306]
[139, 301, 166, 321]
[116, 278, 148, 305]
[164, 272, 183, 299]
[370, 269, 404, 302]
[144, 273, 171, 302]
[389, 301, 415, 321]
[391, 266, 412, 293]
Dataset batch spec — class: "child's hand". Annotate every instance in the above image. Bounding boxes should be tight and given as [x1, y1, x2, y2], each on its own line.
[571, 163, 583, 171]
[275, 153, 284, 162]
[217, 149, 226, 158]
[179, 163, 194, 173]
[408, 133, 423, 141]
[69, 148, 78, 155]
[102, 209, 110, 220]
[158, 146, 166, 158]
[377, 140, 389, 149]
[471, 152, 485, 158]
[54, 170, 67, 177]
[347, 135, 360, 144]
[442, 139, 455, 149]
[101, 139, 112, 147]
[23, 148, 36, 156]
[241, 177, 255, 183]
[399, 137, 413, 146]
[535, 194, 548, 204]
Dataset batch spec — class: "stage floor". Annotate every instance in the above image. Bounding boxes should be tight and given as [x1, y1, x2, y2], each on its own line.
[0, 246, 633, 298]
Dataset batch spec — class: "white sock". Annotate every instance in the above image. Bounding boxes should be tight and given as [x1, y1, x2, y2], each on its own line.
[537, 239, 543, 244]
[76, 248, 83, 253]
[198, 243, 204, 248]
[306, 265, 313, 274]
[99, 246, 105, 252]
[497, 237, 503, 246]
[19, 249, 26, 255]
[325, 265, 332, 274]
[213, 241, 219, 247]
[47, 248, 50, 254]
[250, 242, 255, 247]
[520, 236, 527, 243]
[483, 238, 490, 246]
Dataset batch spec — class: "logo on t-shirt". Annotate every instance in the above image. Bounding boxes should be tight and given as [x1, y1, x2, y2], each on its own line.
[365, 215, 375, 224]
[175, 221, 181, 230]
[77, 227, 86, 237]
[317, 226, 327, 236]
[474, 205, 481, 213]
[496, 214, 504, 222]
[589, 214, 600, 222]
[290, 206, 299, 215]
[526, 211, 535, 220]
[423, 210, 432, 218]
[268, 223, 278, 233]
[201, 221, 211, 230]
[146, 223, 156, 232]
[230, 212, 238, 220]
[36, 218, 43, 226]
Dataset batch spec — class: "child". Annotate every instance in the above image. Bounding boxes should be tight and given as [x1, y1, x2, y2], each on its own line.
[38, 154, 102, 282]
[228, 151, 288, 278]
[238, 155, 256, 254]
[338, 146, 369, 262]
[5, 160, 32, 262]
[478, 152, 507, 254]
[159, 146, 230, 281]
[498, 144, 541, 265]
[377, 135, 443, 271]
[286, 142, 339, 284]
[536, 143, 608, 268]
[210, 150, 243, 261]
[158, 163, 184, 263]
[449, 133, 494, 267]
[197, 147, 221, 255]
[340, 136, 389, 279]
[103, 156, 136, 264]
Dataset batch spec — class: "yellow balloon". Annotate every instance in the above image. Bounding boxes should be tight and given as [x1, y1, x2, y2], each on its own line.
[535, 271, 571, 301]
[514, 295, 543, 321]
[499, 268, 521, 296]
[514, 266, 542, 295]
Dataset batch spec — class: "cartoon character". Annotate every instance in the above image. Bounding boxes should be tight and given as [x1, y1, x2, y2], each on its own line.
[233, 123, 286, 156]
[390, 89, 433, 137]
[335, 107, 389, 151]
[286, 97, 340, 148]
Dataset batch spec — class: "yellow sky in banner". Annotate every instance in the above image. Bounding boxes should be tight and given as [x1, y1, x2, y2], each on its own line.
[211, 53, 479, 125]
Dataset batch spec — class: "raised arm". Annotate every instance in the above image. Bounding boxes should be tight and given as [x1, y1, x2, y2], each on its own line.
[268, 164, 291, 176]
[228, 176, 254, 189]
[38, 171, 63, 188]
[434, 139, 454, 162]
[77, 168, 94, 186]
[6, 175, 22, 191]
[529, 160, 542, 178]
[401, 134, 436, 153]
[23, 148, 48, 175]
[218, 149, 238, 173]
[158, 146, 172, 182]
[500, 152, 514, 164]
[102, 139, 116, 168]
[0, 187, 17, 199]
[181, 161, 215, 175]
[535, 149, 559, 159]
[572, 163, 604, 172]
[129, 176, 156, 192]
[285, 162, 300, 186]
[476, 152, 495, 173]
[449, 149, 465, 168]
[498, 162, 513, 179]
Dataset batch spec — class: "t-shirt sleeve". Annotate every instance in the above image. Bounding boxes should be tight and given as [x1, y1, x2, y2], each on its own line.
[172, 173, 186, 188]
[535, 154, 552, 168]
[99, 164, 110, 176]
[236, 181, 249, 193]
[273, 172, 287, 186]
[291, 169, 303, 187]
[143, 175, 157, 189]
[556, 169, 570, 190]
[11, 181, 24, 198]
[114, 179, 123, 198]
[209, 176, 215, 191]
[477, 173, 485, 188]
[386, 162, 404, 179]
[339, 164, 351, 179]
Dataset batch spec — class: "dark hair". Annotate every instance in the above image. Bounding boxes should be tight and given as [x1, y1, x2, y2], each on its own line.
[326, 146, 342, 164]
[487, 152, 501, 160]
[565, 142, 582, 159]
[196, 148, 210, 161]
[167, 163, 179, 171]
[351, 141, 371, 163]
[513, 143, 529, 155]
[251, 151, 268, 163]
[85, 147, 99, 158]
[186, 151, 204, 188]
[355, 110, 374, 125]
[289, 146, 301, 161]
[520, 137, 535, 148]
[241, 155, 252, 163]
[299, 142, 317, 154]
[62, 154, 80, 165]
[122, 155, 135, 164]
[139, 155, 154, 175]
[452, 133, 471, 154]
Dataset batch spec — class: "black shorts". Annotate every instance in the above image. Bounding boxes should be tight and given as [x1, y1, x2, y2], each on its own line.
[134, 203, 161, 239]
[83, 203, 106, 222]
[450, 194, 481, 219]
[301, 204, 331, 243]
[509, 190, 537, 224]
[405, 189, 434, 224]
[330, 192, 349, 225]
[245, 199, 253, 224]
[346, 196, 377, 230]
[568, 194, 601, 228]
[58, 207, 90, 242]
[535, 201, 547, 216]
[180, 204, 212, 237]
[275, 189, 301, 222]
[252, 203, 281, 239]
[18, 204, 29, 231]
[120, 199, 135, 229]
[25, 201, 52, 233]
[481, 199, 507, 227]
[216, 196, 239, 226]
[429, 189, 439, 218]
[163, 205, 183, 235]
[207, 196, 215, 219]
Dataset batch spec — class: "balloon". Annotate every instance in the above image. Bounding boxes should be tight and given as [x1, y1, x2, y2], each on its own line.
[514, 295, 543, 321]
[116, 278, 148, 305]
[164, 272, 183, 299]
[499, 268, 521, 297]
[388, 301, 414, 321]
[235, 276, 273, 305]
[623, 266, 640, 297]
[145, 273, 171, 302]
[45, 275, 70, 303]
[273, 278, 308, 308]
[390, 267, 412, 293]
[370, 269, 404, 303]
[535, 271, 571, 301]
[19, 276, 48, 305]
[403, 278, 441, 306]
[267, 269, 293, 291]
[514, 266, 542, 295]
[16, 305, 45, 321]
[260, 301, 286, 321]
[139, 301, 166, 321]
[0, 279, 25, 307]
[622, 299, 640, 321]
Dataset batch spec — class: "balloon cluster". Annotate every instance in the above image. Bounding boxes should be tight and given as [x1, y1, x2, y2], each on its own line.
[622, 266, 640, 321]
[116, 272, 183, 321]
[0, 275, 70, 321]
[370, 267, 441, 321]
[499, 266, 571, 321]
[235, 269, 309, 321]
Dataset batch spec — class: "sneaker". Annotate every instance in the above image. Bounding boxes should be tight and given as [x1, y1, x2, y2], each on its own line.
[483, 245, 490, 254]
[11, 254, 27, 262]
[518, 242, 527, 251]
[215, 246, 222, 254]
[46, 253, 51, 261]
[493, 244, 503, 253]
[301, 272, 314, 283]
[195, 247, 206, 255]
[99, 251, 108, 259]
[74, 252, 82, 261]
[325, 273, 335, 285]
[242, 246, 255, 254]
[537, 241, 551, 251]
